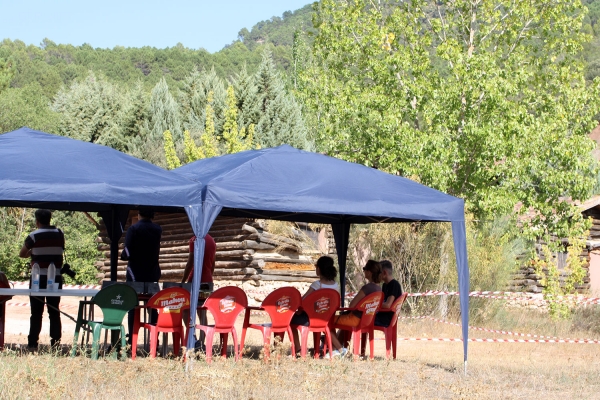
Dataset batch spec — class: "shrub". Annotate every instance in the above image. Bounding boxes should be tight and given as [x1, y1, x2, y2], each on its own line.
[347, 216, 524, 321]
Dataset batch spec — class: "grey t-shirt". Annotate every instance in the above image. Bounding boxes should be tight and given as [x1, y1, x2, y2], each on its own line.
[361, 282, 382, 296]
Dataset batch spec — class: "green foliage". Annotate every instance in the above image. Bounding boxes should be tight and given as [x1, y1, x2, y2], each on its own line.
[146, 77, 181, 141]
[0, 56, 15, 93]
[0, 208, 31, 280]
[163, 130, 181, 170]
[238, 4, 316, 51]
[302, 0, 600, 242]
[0, 83, 59, 133]
[223, 85, 255, 153]
[179, 67, 227, 138]
[52, 211, 101, 285]
[533, 232, 588, 319]
[0, 209, 98, 284]
[232, 64, 260, 133]
[254, 50, 311, 149]
[183, 130, 203, 163]
[51, 71, 126, 148]
[118, 81, 150, 150]
[201, 91, 220, 159]
[349, 217, 523, 319]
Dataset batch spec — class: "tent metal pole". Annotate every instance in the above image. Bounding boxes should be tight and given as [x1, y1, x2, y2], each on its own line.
[110, 208, 119, 281]
[332, 223, 350, 304]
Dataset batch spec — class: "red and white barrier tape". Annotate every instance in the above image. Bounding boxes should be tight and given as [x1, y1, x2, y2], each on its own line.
[394, 337, 600, 344]
[345, 290, 600, 306]
[9, 281, 101, 290]
[401, 316, 570, 340]
[5, 301, 78, 310]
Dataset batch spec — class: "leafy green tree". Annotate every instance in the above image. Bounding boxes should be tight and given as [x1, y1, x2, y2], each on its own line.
[302, 0, 600, 242]
[0, 209, 99, 284]
[0, 83, 59, 133]
[0, 56, 14, 93]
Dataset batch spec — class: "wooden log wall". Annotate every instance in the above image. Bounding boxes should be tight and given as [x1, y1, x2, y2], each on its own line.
[96, 211, 318, 284]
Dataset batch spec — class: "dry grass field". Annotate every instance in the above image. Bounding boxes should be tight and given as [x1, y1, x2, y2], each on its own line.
[1, 306, 600, 400]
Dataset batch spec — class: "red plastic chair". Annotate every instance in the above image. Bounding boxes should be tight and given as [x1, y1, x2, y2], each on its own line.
[290, 289, 340, 359]
[196, 286, 247, 363]
[240, 287, 302, 359]
[0, 273, 12, 350]
[368, 292, 407, 359]
[328, 291, 383, 360]
[131, 287, 190, 359]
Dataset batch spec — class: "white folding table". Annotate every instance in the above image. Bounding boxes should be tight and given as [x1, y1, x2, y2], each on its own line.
[0, 288, 100, 349]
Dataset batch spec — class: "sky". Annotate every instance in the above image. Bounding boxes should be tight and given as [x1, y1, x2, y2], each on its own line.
[0, 0, 312, 53]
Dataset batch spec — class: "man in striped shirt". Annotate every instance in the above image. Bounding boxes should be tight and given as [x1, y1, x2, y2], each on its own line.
[19, 209, 65, 351]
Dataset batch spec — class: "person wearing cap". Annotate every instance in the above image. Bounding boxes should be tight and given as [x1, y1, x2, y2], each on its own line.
[121, 208, 162, 346]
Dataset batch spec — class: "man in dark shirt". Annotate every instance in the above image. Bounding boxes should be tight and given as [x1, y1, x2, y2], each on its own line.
[374, 260, 403, 327]
[121, 208, 162, 344]
[19, 209, 65, 351]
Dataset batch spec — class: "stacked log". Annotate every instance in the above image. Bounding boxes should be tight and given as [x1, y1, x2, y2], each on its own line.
[96, 211, 318, 284]
[585, 208, 600, 241]
[508, 238, 591, 293]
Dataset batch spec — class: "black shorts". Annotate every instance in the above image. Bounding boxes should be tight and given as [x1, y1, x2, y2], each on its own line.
[290, 311, 309, 326]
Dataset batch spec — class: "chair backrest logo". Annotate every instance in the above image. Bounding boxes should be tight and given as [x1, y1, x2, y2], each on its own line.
[160, 296, 187, 313]
[219, 296, 236, 313]
[111, 294, 124, 305]
[276, 295, 291, 313]
[314, 297, 330, 314]
[364, 300, 379, 315]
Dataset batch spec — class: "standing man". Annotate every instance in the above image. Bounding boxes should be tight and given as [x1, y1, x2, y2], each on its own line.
[181, 234, 216, 291]
[181, 233, 216, 351]
[121, 208, 162, 344]
[374, 260, 403, 328]
[19, 209, 65, 351]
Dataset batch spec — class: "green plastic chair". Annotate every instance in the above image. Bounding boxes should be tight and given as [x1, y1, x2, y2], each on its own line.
[71, 284, 138, 360]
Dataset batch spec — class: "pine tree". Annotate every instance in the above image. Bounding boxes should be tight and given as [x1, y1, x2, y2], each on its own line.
[146, 77, 181, 141]
[232, 63, 260, 131]
[257, 91, 309, 149]
[255, 49, 285, 115]
[51, 71, 124, 147]
[179, 69, 205, 134]
[179, 67, 226, 138]
[117, 81, 149, 152]
[254, 50, 310, 149]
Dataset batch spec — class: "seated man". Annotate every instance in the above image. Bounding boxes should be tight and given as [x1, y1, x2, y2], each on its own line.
[374, 260, 403, 327]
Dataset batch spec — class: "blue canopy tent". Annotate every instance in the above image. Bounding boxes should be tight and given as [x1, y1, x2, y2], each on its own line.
[0, 127, 204, 280]
[174, 145, 470, 366]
